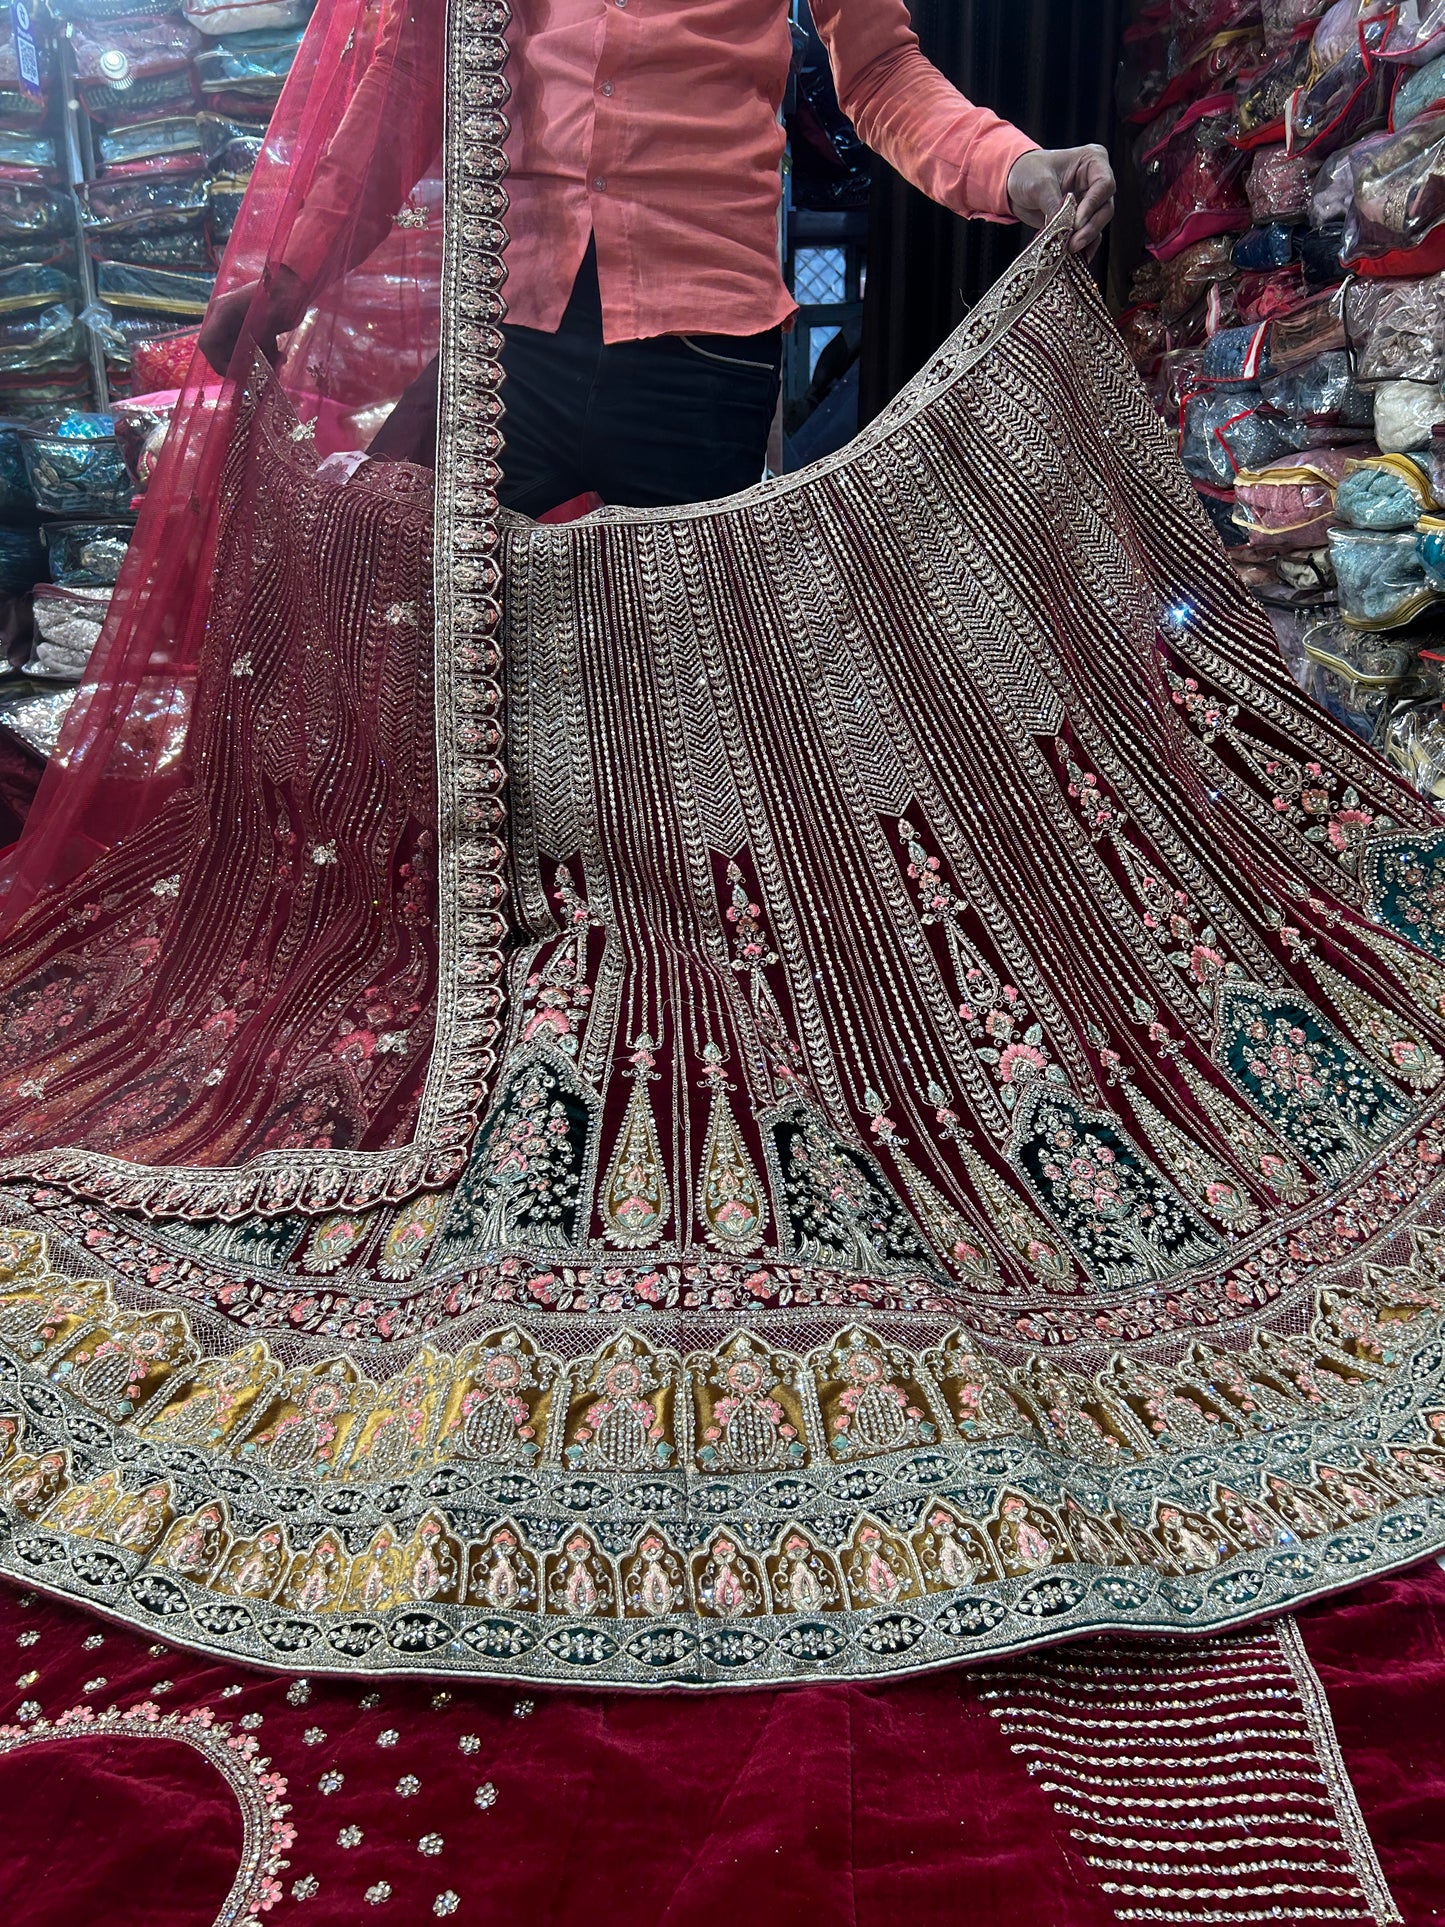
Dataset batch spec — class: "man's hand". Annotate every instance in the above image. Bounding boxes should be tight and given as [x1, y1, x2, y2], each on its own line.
[198, 265, 308, 377]
[1007, 145, 1116, 257]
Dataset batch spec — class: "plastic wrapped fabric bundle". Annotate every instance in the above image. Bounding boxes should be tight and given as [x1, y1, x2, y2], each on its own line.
[1374, 377, 1445, 449]
[1119, 302, 1166, 372]
[1286, 3, 1394, 157]
[1330, 523, 1440, 624]
[41, 519, 132, 587]
[19, 415, 133, 517]
[1308, 142, 1356, 227]
[204, 174, 246, 247]
[1379, 0, 1445, 64]
[1145, 107, 1251, 259]
[1233, 443, 1364, 549]
[182, 0, 313, 33]
[1259, 347, 1375, 438]
[1202, 318, 1274, 380]
[1160, 230, 1239, 317]
[1118, 16, 1172, 122]
[1155, 25, 1267, 115]
[0, 307, 82, 377]
[1268, 279, 1348, 366]
[193, 25, 303, 111]
[80, 176, 213, 272]
[70, 15, 202, 122]
[1236, 32, 1315, 144]
[1301, 617, 1420, 739]
[1247, 142, 1320, 218]
[97, 117, 205, 176]
[1233, 220, 1298, 269]
[196, 108, 267, 173]
[0, 264, 79, 314]
[0, 425, 32, 513]
[0, 130, 60, 183]
[93, 261, 215, 316]
[1298, 215, 1348, 276]
[1337, 451, 1439, 526]
[29, 585, 113, 681]
[1392, 47, 1445, 124]
[1237, 260, 1309, 317]
[1180, 385, 1297, 480]
[1344, 117, 1445, 271]
[0, 185, 70, 256]
[111, 391, 177, 488]
[1261, 0, 1332, 44]
[1347, 272, 1445, 381]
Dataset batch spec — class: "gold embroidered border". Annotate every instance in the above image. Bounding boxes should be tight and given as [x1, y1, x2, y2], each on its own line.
[2, 1219, 1444, 1686]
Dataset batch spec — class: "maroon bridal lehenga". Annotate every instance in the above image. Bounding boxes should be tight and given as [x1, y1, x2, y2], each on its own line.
[0, 0, 1444, 1915]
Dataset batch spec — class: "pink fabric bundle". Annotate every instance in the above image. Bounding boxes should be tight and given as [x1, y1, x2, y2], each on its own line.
[1247, 141, 1321, 216]
[1145, 107, 1251, 259]
[1232, 443, 1367, 549]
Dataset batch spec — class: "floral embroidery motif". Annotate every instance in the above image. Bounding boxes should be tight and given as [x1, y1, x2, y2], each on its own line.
[1011, 1084, 1221, 1290]
[601, 1036, 670, 1249]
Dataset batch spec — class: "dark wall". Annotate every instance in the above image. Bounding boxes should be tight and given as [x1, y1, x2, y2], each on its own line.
[859, 0, 1128, 421]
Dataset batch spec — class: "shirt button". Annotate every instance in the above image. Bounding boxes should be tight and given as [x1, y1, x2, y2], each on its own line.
[593, 176, 607, 191]
[599, 79, 614, 95]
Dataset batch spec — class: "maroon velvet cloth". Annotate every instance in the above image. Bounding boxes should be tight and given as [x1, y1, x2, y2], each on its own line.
[1296, 1565, 1445, 1927]
[0, 1736, 243, 1927]
[4, 1567, 1444, 1925]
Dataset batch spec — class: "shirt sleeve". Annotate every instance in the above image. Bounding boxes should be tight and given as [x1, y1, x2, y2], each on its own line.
[278, 0, 445, 298]
[809, 0, 1038, 223]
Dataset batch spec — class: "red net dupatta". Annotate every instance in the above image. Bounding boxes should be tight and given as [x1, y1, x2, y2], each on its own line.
[0, 0, 509, 1218]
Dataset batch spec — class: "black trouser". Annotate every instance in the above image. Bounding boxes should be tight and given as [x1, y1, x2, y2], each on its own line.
[368, 239, 783, 516]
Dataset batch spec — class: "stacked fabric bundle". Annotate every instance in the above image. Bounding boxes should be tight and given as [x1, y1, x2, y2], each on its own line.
[72, 0, 310, 389]
[1119, 0, 1445, 797]
[0, 18, 91, 420]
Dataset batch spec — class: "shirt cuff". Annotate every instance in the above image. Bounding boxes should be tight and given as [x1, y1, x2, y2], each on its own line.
[961, 125, 1041, 225]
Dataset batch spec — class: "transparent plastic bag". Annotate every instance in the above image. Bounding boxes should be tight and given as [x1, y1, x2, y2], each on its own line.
[1145, 108, 1252, 259]
[1392, 47, 1445, 124]
[20, 413, 133, 516]
[1234, 221, 1298, 269]
[1247, 143, 1320, 217]
[1343, 117, 1445, 265]
[1160, 231, 1239, 317]
[1237, 33, 1315, 144]
[1286, 5, 1394, 158]
[1346, 272, 1445, 381]
[1374, 377, 1445, 449]
[1268, 280, 1348, 367]
[1233, 444, 1362, 549]
[1330, 524, 1439, 625]
[1259, 348, 1375, 437]
[1181, 387, 1297, 482]
[1262, 0, 1333, 47]
[1336, 451, 1438, 525]
[42, 519, 133, 587]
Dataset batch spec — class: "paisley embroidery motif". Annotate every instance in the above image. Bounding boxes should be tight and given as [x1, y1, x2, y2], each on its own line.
[602, 1036, 670, 1249]
[696, 1048, 768, 1256]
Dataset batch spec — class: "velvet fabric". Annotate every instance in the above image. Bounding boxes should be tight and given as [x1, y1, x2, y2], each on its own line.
[3, 1565, 1443, 1925]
